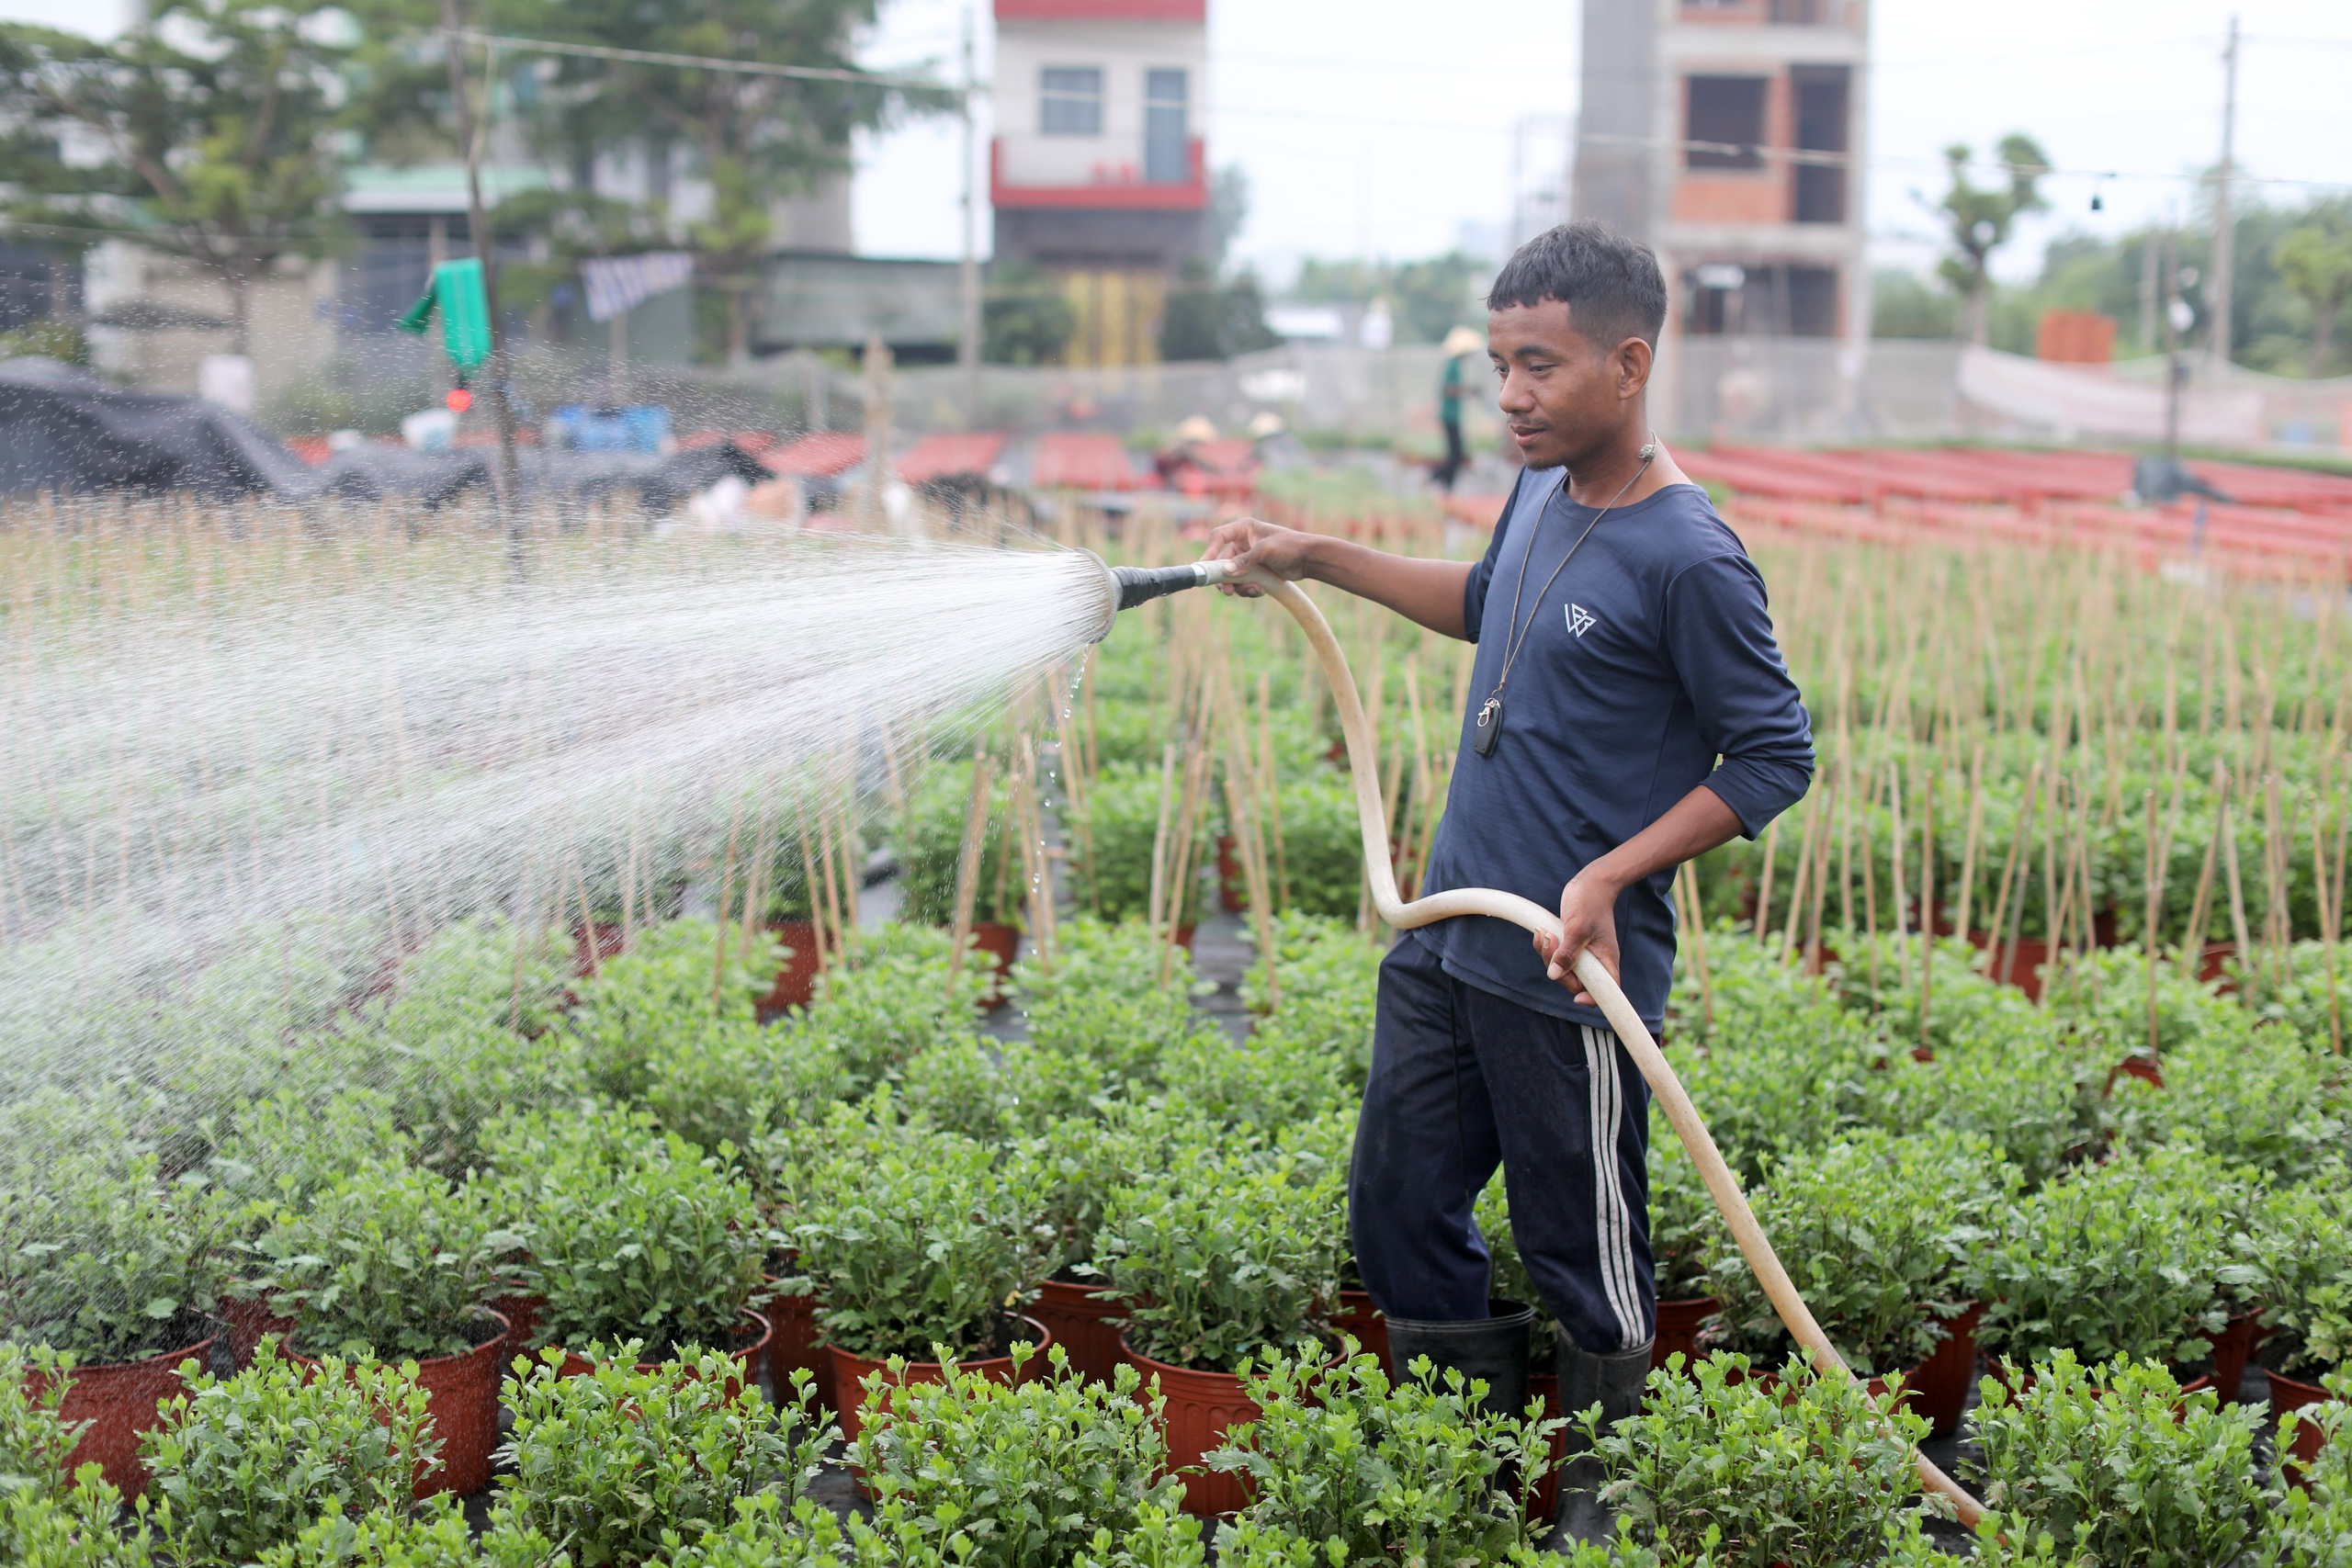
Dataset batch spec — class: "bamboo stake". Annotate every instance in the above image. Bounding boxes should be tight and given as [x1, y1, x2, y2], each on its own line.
[1677, 859, 1714, 1032]
[1917, 771, 1937, 1052]
[1753, 818, 1781, 942]
[1146, 740, 1178, 941]
[1953, 744, 1985, 944]
[943, 747, 995, 1000]
[2179, 766, 2228, 976]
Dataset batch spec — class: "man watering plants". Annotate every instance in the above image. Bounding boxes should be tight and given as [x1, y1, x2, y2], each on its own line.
[1201, 220, 1814, 1547]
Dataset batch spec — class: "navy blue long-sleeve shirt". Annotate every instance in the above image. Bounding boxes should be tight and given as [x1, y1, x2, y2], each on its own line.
[1411, 467, 1815, 1032]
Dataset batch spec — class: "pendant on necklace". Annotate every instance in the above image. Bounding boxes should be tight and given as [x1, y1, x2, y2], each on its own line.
[1473, 695, 1502, 757]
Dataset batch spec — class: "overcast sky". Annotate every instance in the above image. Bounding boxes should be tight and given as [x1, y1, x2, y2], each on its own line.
[11, 0, 2352, 289]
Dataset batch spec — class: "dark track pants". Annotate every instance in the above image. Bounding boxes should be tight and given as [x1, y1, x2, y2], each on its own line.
[1350, 934, 1657, 1353]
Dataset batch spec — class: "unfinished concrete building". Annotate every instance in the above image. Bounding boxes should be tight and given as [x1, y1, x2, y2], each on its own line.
[1573, 0, 1869, 366]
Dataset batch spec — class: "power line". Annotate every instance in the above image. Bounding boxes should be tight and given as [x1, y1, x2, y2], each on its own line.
[453, 30, 955, 95]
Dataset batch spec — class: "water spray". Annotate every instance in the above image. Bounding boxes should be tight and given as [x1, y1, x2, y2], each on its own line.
[1093, 549, 1985, 1528]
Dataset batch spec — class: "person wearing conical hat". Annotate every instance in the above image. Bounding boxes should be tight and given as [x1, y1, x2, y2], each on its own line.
[1435, 324, 1484, 491]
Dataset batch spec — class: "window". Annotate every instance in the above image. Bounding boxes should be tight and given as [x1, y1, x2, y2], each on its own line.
[1686, 76, 1767, 169]
[1769, 0, 1824, 20]
[1792, 66, 1849, 222]
[1145, 68, 1188, 184]
[1040, 67, 1102, 136]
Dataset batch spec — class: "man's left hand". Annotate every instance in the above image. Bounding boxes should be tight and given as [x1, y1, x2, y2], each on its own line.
[1534, 870, 1623, 1009]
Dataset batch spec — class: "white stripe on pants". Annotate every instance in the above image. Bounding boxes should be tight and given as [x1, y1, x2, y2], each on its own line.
[1581, 1025, 1646, 1348]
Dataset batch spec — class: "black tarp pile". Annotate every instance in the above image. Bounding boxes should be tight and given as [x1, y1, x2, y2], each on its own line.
[0, 358, 771, 510]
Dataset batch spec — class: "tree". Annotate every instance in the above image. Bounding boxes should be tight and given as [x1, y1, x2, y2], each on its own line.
[980, 259, 1074, 366]
[1928, 133, 2050, 345]
[489, 0, 951, 365]
[2275, 206, 2352, 377]
[1159, 264, 1277, 363]
[1290, 251, 1486, 344]
[0, 6, 359, 356]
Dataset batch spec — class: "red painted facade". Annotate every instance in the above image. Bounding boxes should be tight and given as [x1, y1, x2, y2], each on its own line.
[994, 0, 1204, 18]
[990, 138, 1208, 209]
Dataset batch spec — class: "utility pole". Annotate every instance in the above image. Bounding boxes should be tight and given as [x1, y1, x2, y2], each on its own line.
[957, 6, 982, 428]
[2162, 222, 2184, 465]
[440, 0, 519, 508]
[2209, 15, 2240, 370]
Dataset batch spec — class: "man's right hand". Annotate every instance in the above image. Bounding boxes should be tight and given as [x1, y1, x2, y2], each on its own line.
[1202, 517, 1318, 598]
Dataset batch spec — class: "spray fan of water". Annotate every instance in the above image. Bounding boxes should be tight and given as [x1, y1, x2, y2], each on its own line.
[0, 503, 1115, 1101]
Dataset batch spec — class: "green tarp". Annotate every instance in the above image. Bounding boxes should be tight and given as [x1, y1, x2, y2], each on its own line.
[396, 258, 492, 372]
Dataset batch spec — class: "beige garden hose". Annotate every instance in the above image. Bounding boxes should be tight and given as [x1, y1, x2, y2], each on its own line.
[1193, 558, 1984, 1528]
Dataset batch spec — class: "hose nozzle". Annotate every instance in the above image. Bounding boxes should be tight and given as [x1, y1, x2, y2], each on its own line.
[1080, 552, 1237, 641]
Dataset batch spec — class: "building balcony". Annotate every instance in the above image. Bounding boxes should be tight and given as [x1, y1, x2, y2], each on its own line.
[991, 136, 1207, 209]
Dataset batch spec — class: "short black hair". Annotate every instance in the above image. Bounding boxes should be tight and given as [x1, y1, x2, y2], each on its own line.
[1485, 220, 1668, 350]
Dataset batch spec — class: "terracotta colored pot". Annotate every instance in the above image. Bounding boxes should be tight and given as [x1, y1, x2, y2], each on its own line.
[220, 1290, 293, 1370]
[289, 1311, 510, 1498]
[763, 1278, 833, 1409]
[1031, 1277, 1126, 1383]
[31, 1329, 218, 1498]
[487, 1292, 544, 1351]
[552, 1309, 772, 1398]
[2205, 1311, 2263, 1404]
[1327, 1290, 1392, 1375]
[571, 920, 625, 977]
[1651, 1297, 1718, 1372]
[1216, 834, 1245, 914]
[2105, 1055, 2166, 1094]
[831, 1315, 1053, 1446]
[2196, 941, 2237, 987]
[970, 921, 1021, 1006]
[2267, 1367, 2335, 1479]
[1972, 933, 2052, 999]
[1901, 1302, 1983, 1439]
[1119, 1333, 1261, 1517]
[1527, 1373, 1566, 1523]
[760, 920, 822, 1016]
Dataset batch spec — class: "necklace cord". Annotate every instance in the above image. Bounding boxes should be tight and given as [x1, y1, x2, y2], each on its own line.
[1488, 444, 1656, 703]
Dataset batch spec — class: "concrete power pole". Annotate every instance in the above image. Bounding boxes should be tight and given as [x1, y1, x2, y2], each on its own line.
[2209, 15, 2240, 370]
[957, 7, 982, 428]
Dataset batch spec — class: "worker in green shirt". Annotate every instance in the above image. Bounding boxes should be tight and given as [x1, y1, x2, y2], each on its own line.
[1434, 323, 1481, 491]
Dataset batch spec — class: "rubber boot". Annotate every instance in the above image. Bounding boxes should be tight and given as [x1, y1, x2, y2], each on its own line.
[1550, 1327, 1653, 1550]
[1380, 1298, 1532, 1418]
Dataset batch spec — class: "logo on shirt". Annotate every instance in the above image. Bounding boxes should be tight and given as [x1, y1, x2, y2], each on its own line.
[1566, 603, 1597, 637]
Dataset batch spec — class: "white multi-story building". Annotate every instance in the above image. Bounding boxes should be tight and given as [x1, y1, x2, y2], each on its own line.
[990, 0, 1210, 366]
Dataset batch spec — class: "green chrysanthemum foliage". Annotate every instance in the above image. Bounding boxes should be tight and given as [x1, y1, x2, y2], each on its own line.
[1707, 1127, 2015, 1377]
[1978, 1144, 2260, 1369]
[140, 1343, 437, 1567]
[1090, 1147, 1343, 1373]
[2109, 1026, 2349, 1181]
[1208, 1345, 1557, 1567]
[894, 759, 1020, 928]
[896, 1037, 1104, 1144]
[2251, 1166, 2352, 1381]
[795, 1125, 1055, 1361]
[1586, 1352, 1934, 1568]
[790, 924, 992, 1094]
[1964, 1353, 2266, 1568]
[570, 917, 779, 1107]
[0, 1136, 221, 1364]
[248, 1160, 521, 1362]
[492, 1348, 832, 1568]
[847, 1344, 1181, 1568]
[1019, 1102, 1223, 1279]
[2256, 1371, 2352, 1563]
[489, 1109, 770, 1359]
[1855, 1031, 2105, 1187]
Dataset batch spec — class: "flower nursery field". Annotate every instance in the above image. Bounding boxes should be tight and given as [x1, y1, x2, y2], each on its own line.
[3, 503, 2351, 1568]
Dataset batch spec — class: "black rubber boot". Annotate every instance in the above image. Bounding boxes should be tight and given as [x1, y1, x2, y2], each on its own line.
[1551, 1326, 1653, 1550]
[1380, 1297, 1533, 1418]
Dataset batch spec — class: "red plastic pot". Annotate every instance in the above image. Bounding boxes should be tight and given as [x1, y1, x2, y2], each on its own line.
[2267, 1367, 2336, 1480]
[1901, 1302, 1984, 1439]
[1327, 1290, 1392, 1376]
[487, 1292, 544, 1351]
[831, 1315, 1053, 1446]
[1972, 933, 2052, 999]
[1216, 834, 1245, 914]
[289, 1311, 511, 1498]
[1527, 1373, 1566, 1523]
[30, 1330, 218, 1498]
[762, 1277, 833, 1409]
[1119, 1333, 1261, 1517]
[970, 921, 1021, 1006]
[220, 1290, 293, 1370]
[1651, 1297, 1719, 1372]
[552, 1309, 772, 1398]
[2205, 1311, 2263, 1404]
[1031, 1278, 1126, 1383]
[760, 920, 822, 1016]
